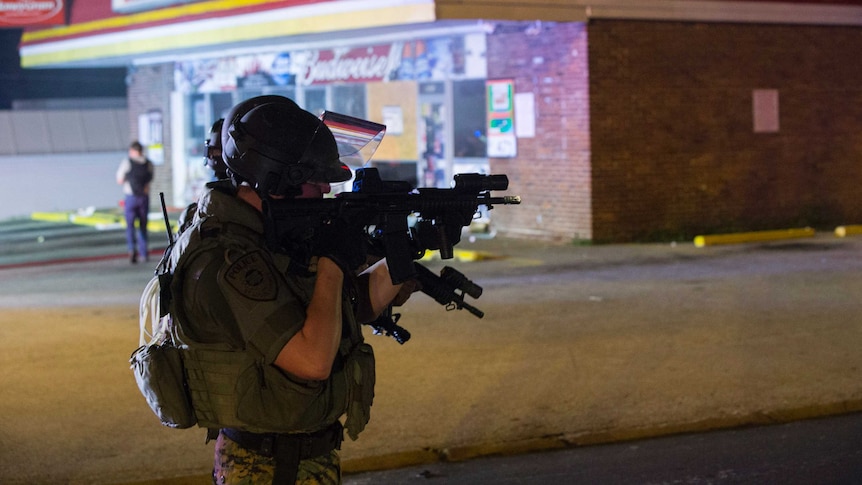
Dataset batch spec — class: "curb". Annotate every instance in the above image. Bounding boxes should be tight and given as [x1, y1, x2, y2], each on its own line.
[30, 209, 176, 234]
[0, 248, 167, 270]
[120, 399, 862, 484]
[340, 399, 862, 475]
[420, 248, 500, 262]
[693, 227, 816, 247]
[835, 225, 862, 237]
[694, 225, 862, 247]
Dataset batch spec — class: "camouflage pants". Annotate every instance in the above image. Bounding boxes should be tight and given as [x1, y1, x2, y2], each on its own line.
[212, 431, 341, 484]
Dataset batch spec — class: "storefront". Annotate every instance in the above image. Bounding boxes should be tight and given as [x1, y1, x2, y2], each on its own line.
[169, 27, 494, 208]
[18, 0, 590, 241]
[26, 1, 862, 243]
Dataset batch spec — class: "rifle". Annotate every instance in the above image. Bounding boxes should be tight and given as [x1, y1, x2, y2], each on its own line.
[262, 167, 520, 343]
[263, 167, 521, 284]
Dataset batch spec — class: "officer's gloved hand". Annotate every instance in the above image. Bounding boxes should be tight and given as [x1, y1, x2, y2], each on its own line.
[312, 218, 368, 275]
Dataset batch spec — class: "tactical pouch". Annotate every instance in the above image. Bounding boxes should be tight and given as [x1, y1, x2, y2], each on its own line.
[130, 341, 196, 429]
[182, 347, 251, 431]
[178, 345, 343, 434]
[235, 356, 348, 434]
[182, 343, 374, 436]
[343, 342, 376, 440]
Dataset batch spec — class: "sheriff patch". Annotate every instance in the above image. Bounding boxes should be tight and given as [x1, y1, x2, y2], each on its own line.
[224, 251, 277, 301]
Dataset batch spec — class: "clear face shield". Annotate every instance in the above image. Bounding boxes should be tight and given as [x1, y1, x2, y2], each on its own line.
[319, 111, 386, 193]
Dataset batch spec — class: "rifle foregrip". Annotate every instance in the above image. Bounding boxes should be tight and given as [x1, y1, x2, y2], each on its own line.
[413, 263, 450, 306]
[413, 263, 485, 319]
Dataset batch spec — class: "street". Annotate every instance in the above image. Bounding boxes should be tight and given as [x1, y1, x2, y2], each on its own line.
[346, 412, 862, 484]
[1, 219, 861, 484]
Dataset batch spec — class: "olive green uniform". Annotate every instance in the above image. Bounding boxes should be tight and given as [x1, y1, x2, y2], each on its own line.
[167, 182, 375, 484]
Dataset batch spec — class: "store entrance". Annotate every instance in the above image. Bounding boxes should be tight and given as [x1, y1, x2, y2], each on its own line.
[418, 81, 448, 188]
[417, 79, 489, 189]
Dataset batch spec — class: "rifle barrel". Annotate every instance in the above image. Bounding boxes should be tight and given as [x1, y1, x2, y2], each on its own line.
[458, 299, 485, 318]
[482, 195, 521, 205]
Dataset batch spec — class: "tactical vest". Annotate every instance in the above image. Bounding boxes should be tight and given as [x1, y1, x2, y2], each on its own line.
[161, 211, 374, 440]
[127, 159, 153, 196]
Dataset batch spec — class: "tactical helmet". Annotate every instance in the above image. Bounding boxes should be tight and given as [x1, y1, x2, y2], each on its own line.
[221, 95, 351, 198]
[204, 118, 227, 179]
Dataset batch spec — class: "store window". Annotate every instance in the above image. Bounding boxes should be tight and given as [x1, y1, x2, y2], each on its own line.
[211, 92, 235, 122]
[303, 87, 327, 117]
[331, 84, 366, 118]
[182, 92, 231, 205]
[235, 86, 297, 106]
[452, 79, 487, 160]
[299, 84, 367, 119]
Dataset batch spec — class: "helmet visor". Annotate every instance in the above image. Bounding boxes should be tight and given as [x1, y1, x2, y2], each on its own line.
[320, 111, 386, 167]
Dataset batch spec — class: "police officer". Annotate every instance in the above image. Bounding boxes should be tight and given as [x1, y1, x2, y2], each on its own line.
[177, 118, 227, 233]
[165, 95, 408, 484]
[204, 118, 228, 180]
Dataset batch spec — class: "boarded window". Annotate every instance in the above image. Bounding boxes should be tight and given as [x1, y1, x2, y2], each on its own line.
[753, 89, 779, 133]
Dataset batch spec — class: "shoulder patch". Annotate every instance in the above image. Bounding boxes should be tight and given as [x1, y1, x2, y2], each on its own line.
[224, 250, 277, 301]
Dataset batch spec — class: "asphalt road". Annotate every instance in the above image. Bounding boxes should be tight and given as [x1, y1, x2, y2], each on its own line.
[345, 412, 862, 484]
[1, 218, 862, 484]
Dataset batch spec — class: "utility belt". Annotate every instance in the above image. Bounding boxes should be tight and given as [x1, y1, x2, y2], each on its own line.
[221, 421, 344, 484]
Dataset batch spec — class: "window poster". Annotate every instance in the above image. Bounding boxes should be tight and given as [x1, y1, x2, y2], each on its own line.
[486, 79, 516, 157]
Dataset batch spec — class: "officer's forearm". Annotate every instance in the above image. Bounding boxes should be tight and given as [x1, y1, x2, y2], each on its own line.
[359, 259, 403, 321]
[275, 258, 343, 380]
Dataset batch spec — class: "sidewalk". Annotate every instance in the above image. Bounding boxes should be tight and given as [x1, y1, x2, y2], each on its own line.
[1, 217, 862, 484]
[0, 210, 171, 269]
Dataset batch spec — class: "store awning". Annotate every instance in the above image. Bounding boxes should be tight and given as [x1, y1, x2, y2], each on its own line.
[20, 0, 862, 68]
[19, 0, 438, 68]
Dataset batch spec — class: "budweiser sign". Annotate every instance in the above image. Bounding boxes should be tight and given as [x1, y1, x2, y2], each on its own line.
[296, 44, 403, 86]
[0, 0, 65, 26]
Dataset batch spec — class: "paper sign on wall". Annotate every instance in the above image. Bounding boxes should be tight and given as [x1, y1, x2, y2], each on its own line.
[486, 79, 516, 157]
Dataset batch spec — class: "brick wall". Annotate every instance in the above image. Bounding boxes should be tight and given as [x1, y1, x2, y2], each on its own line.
[589, 20, 862, 242]
[123, 21, 862, 244]
[487, 22, 592, 242]
[126, 64, 174, 210]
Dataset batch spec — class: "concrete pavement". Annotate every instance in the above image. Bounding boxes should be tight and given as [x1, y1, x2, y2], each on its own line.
[1, 217, 862, 484]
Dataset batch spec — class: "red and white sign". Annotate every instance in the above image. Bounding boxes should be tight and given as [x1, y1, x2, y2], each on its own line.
[0, 0, 65, 27]
[297, 45, 402, 85]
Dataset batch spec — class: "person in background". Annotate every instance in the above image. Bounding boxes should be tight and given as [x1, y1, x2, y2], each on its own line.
[116, 140, 154, 263]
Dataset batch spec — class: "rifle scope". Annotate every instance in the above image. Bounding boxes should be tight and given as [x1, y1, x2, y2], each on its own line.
[453, 173, 509, 192]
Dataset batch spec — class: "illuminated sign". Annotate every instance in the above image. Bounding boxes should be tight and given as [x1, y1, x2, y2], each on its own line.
[298, 45, 402, 85]
[0, 0, 65, 26]
[175, 35, 487, 93]
[111, 0, 199, 14]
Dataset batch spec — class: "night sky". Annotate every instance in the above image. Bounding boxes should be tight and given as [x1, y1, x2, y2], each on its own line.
[0, 28, 127, 109]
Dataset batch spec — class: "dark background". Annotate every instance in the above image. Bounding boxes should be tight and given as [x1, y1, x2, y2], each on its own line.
[0, 28, 127, 109]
